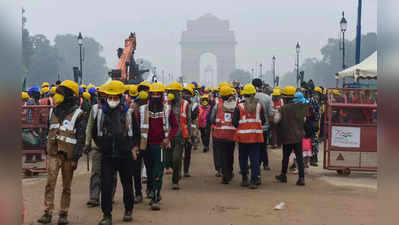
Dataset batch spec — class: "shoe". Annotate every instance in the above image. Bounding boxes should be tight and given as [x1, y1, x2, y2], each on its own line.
[256, 178, 262, 186]
[123, 210, 133, 222]
[37, 211, 52, 224]
[184, 173, 191, 177]
[86, 199, 99, 208]
[240, 176, 249, 187]
[215, 171, 222, 177]
[172, 183, 180, 190]
[221, 178, 229, 184]
[151, 201, 160, 210]
[296, 177, 305, 186]
[275, 174, 287, 183]
[310, 162, 318, 167]
[263, 166, 271, 171]
[249, 182, 258, 189]
[98, 215, 112, 225]
[57, 211, 69, 225]
[134, 195, 143, 204]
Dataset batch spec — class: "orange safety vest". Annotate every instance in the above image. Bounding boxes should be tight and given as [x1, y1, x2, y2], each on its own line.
[180, 99, 190, 138]
[234, 102, 264, 143]
[213, 102, 236, 141]
[211, 98, 223, 130]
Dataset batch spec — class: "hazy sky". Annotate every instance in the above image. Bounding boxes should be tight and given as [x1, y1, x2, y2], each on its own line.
[23, 0, 377, 81]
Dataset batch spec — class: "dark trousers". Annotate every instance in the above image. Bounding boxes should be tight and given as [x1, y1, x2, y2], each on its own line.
[171, 138, 184, 184]
[238, 143, 261, 183]
[281, 143, 305, 178]
[260, 131, 269, 168]
[213, 138, 223, 172]
[271, 124, 281, 147]
[200, 127, 210, 150]
[215, 140, 235, 181]
[101, 157, 134, 216]
[183, 140, 192, 173]
[132, 153, 143, 197]
[142, 145, 165, 201]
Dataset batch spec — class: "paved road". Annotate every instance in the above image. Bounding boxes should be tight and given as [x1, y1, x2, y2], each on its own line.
[23, 147, 377, 225]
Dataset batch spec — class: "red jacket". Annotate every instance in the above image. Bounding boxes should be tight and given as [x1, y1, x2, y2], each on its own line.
[137, 105, 179, 145]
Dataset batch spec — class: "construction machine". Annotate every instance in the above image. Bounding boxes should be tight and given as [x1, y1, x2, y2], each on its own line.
[109, 32, 149, 84]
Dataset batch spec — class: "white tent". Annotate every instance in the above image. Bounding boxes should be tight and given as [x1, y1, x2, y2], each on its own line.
[336, 51, 377, 80]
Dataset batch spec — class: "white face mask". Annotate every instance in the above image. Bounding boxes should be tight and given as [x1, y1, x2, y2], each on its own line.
[107, 99, 120, 109]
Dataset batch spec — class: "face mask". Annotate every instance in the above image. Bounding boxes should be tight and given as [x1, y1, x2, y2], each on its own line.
[53, 93, 64, 105]
[107, 99, 120, 109]
[202, 100, 208, 106]
[168, 93, 175, 101]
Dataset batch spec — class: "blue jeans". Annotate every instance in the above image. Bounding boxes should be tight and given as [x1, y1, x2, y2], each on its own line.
[238, 143, 261, 183]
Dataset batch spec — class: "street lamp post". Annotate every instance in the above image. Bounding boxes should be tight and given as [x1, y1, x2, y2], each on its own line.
[340, 11, 348, 87]
[272, 56, 276, 87]
[296, 42, 301, 88]
[77, 32, 83, 84]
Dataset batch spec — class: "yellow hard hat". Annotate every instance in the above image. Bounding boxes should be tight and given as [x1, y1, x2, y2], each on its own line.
[139, 90, 149, 100]
[204, 87, 211, 92]
[167, 81, 183, 91]
[332, 89, 341, 95]
[98, 84, 107, 93]
[219, 82, 232, 88]
[129, 85, 139, 97]
[22, 92, 30, 100]
[197, 83, 201, 89]
[272, 88, 282, 96]
[187, 83, 196, 90]
[41, 82, 50, 88]
[314, 87, 322, 94]
[103, 80, 125, 95]
[149, 82, 165, 93]
[138, 81, 151, 91]
[83, 92, 91, 101]
[183, 86, 194, 96]
[220, 86, 234, 97]
[40, 87, 49, 95]
[201, 94, 209, 99]
[232, 89, 237, 95]
[60, 80, 80, 96]
[240, 84, 256, 95]
[80, 84, 87, 89]
[282, 86, 296, 96]
[50, 87, 57, 95]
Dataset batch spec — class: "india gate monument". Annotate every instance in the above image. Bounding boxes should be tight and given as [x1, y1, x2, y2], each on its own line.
[180, 13, 237, 84]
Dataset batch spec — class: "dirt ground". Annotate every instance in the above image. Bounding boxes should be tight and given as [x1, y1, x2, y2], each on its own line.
[23, 146, 377, 225]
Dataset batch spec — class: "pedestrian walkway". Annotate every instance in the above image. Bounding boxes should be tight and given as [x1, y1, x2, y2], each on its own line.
[23, 147, 376, 225]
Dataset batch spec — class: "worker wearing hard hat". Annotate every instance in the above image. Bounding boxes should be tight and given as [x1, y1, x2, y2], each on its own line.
[275, 86, 308, 186]
[136, 82, 178, 210]
[252, 78, 274, 172]
[198, 95, 211, 153]
[37, 80, 87, 225]
[90, 80, 139, 224]
[164, 82, 187, 190]
[181, 85, 195, 178]
[271, 88, 283, 149]
[232, 84, 266, 189]
[209, 86, 237, 184]
[84, 84, 117, 209]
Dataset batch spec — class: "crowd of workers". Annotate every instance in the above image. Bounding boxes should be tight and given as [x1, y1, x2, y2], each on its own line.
[22, 78, 331, 225]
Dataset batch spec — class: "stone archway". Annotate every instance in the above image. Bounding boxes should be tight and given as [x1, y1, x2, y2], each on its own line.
[180, 13, 236, 83]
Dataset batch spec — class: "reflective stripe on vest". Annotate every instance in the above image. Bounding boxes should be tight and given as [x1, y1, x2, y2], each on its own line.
[213, 102, 236, 141]
[180, 99, 190, 138]
[139, 104, 150, 150]
[234, 102, 264, 143]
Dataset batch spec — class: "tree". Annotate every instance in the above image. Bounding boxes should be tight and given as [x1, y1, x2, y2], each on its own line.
[280, 32, 377, 88]
[27, 34, 58, 87]
[54, 34, 108, 85]
[229, 69, 251, 84]
[22, 8, 33, 74]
